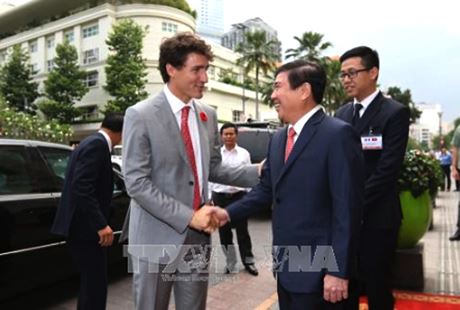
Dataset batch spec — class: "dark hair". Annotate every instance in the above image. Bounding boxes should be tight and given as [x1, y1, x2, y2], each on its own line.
[158, 32, 214, 83]
[275, 60, 327, 104]
[101, 112, 124, 132]
[220, 122, 238, 135]
[339, 46, 379, 70]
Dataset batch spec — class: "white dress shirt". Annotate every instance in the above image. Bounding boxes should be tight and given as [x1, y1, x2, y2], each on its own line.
[287, 105, 323, 144]
[353, 89, 379, 117]
[164, 85, 204, 196]
[210, 144, 251, 194]
[98, 129, 112, 152]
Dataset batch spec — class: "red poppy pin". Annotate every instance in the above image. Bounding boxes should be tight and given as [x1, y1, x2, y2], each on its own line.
[199, 112, 208, 122]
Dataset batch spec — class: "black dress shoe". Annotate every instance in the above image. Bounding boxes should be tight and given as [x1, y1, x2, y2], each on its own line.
[244, 264, 259, 276]
[449, 230, 460, 241]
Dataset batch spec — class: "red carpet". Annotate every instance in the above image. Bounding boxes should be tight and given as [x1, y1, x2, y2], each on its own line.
[359, 291, 460, 309]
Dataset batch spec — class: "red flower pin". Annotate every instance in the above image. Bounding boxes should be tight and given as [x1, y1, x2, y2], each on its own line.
[199, 112, 208, 122]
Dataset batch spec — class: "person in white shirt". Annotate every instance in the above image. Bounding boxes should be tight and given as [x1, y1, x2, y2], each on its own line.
[211, 122, 258, 276]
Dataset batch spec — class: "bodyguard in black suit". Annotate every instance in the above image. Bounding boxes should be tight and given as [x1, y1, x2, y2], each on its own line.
[335, 47, 410, 310]
[51, 113, 124, 310]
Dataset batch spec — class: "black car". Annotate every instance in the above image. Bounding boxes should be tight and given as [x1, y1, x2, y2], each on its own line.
[0, 139, 129, 302]
[235, 122, 280, 163]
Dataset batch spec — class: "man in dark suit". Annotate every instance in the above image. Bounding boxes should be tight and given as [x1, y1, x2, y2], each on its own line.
[335, 46, 410, 310]
[51, 113, 124, 310]
[213, 60, 364, 309]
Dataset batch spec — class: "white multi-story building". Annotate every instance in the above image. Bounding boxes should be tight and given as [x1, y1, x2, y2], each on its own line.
[0, 0, 276, 139]
[221, 17, 282, 59]
[409, 124, 432, 148]
[409, 102, 443, 148]
[416, 102, 443, 136]
[187, 0, 224, 44]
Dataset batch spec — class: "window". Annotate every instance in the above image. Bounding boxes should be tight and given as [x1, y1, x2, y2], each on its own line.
[0, 146, 33, 195]
[47, 59, 55, 72]
[29, 41, 38, 53]
[208, 66, 215, 78]
[82, 24, 99, 38]
[84, 71, 99, 87]
[64, 30, 74, 42]
[46, 36, 55, 49]
[31, 63, 39, 74]
[38, 147, 71, 182]
[83, 48, 99, 65]
[232, 110, 243, 122]
[162, 22, 178, 33]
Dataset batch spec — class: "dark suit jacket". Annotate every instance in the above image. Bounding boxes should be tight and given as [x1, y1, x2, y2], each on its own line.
[227, 109, 364, 294]
[335, 92, 410, 229]
[51, 133, 113, 241]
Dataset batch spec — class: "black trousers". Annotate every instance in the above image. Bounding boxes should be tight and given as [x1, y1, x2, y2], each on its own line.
[441, 165, 451, 191]
[67, 241, 108, 310]
[277, 280, 346, 310]
[211, 191, 255, 266]
[345, 226, 399, 310]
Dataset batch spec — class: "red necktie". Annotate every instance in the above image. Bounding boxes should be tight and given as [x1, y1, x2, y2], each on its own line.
[181, 106, 201, 211]
[284, 127, 296, 162]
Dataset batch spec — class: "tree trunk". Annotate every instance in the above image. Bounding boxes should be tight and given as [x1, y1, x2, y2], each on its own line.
[255, 67, 259, 121]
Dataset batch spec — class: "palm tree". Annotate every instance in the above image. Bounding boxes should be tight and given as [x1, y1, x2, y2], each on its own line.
[236, 30, 278, 120]
[321, 58, 347, 114]
[285, 31, 332, 62]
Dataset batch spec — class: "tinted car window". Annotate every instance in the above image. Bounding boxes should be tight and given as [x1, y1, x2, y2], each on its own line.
[112, 146, 122, 156]
[237, 129, 276, 163]
[38, 147, 71, 181]
[0, 146, 33, 195]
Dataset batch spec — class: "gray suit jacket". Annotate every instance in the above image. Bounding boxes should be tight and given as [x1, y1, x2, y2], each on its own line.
[121, 91, 259, 263]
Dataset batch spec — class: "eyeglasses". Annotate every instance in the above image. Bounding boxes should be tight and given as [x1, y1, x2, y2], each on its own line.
[339, 68, 370, 80]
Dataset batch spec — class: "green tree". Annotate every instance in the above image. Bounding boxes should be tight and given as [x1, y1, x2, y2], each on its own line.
[322, 58, 347, 114]
[41, 41, 88, 123]
[0, 45, 38, 113]
[104, 19, 148, 113]
[260, 74, 275, 107]
[285, 31, 332, 62]
[386, 86, 421, 124]
[236, 30, 278, 120]
[284, 32, 345, 114]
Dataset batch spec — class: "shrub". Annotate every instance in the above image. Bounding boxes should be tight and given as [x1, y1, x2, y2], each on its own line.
[398, 150, 443, 198]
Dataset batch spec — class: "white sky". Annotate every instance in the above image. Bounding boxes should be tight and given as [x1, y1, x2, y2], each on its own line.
[6, 0, 460, 122]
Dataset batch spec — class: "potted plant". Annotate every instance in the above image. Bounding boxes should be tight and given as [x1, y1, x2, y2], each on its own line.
[397, 150, 443, 248]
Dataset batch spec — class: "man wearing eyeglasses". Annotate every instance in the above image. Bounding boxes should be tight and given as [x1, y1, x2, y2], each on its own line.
[335, 46, 410, 310]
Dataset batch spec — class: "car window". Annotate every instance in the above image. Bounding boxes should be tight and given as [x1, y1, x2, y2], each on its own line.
[38, 147, 71, 181]
[237, 130, 274, 163]
[0, 146, 33, 194]
[112, 146, 122, 156]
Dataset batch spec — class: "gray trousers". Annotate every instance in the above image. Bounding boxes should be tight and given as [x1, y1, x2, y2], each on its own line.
[131, 229, 211, 310]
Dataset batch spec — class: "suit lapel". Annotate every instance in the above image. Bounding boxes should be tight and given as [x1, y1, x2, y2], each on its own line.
[275, 109, 324, 186]
[342, 103, 354, 123]
[355, 92, 383, 134]
[153, 92, 190, 166]
[271, 127, 288, 183]
[193, 101, 210, 180]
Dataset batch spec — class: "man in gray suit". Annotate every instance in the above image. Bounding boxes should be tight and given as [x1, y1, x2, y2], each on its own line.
[122, 33, 259, 310]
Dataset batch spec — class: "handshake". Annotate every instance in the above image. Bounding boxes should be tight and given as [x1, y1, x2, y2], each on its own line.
[189, 205, 230, 233]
